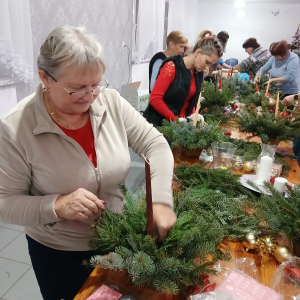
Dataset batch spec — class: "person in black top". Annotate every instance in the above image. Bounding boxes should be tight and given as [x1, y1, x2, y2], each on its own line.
[149, 31, 188, 93]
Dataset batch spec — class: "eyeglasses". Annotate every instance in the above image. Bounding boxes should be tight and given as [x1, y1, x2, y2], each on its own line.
[42, 69, 109, 98]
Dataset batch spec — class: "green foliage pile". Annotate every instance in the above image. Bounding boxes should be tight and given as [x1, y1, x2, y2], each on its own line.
[88, 186, 260, 295]
[174, 163, 256, 199]
[250, 184, 300, 244]
[157, 119, 225, 150]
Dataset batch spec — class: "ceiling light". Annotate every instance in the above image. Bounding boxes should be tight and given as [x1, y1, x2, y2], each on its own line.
[237, 9, 245, 18]
[234, 0, 245, 8]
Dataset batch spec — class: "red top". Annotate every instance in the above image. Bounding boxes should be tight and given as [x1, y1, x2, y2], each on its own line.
[150, 61, 196, 121]
[56, 117, 97, 167]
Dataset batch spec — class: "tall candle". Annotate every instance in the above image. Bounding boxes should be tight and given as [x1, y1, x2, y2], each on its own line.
[256, 155, 273, 185]
[142, 154, 155, 238]
[274, 177, 287, 194]
[275, 92, 280, 117]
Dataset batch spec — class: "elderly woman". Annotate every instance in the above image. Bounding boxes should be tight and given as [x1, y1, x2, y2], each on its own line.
[233, 37, 272, 74]
[0, 25, 176, 300]
[254, 40, 300, 98]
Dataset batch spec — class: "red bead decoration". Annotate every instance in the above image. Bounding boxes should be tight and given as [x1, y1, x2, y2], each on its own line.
[269, 110, 274, 113]
[250, 105, 255, 109]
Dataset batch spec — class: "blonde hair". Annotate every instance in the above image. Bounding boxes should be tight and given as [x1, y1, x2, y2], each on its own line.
[193, 30, 223, 58]
[166, 31, 188, 47]
[37, 25, 106, 78]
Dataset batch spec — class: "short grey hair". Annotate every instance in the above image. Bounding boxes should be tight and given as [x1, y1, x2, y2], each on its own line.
[37, 25, 106, 78]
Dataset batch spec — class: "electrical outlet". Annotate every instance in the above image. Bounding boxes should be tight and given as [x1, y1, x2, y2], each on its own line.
[122, 41, 126, 47]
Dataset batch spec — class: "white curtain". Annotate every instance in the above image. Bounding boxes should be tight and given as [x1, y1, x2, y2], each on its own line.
[168, 0, 185, 36]
[135, 0, 165, 63]
[0, 0, 33, 84]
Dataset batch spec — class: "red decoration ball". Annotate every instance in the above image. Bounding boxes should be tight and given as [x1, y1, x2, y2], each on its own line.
[250, 105, 255, 109]
[284, 112, 289, 117]
[288, 185, 293, 191]
[270, 177, 276, 185]
[224, 131, 232, 136]
[269, 110, 274, 113]
[232, 104, 238, 110]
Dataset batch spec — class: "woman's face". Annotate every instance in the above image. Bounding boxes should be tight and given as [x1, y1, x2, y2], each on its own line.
[193, 49, 219, 72]
[170, 42, 186, 56]
[40, 64, 103, 115]
[245, 47, 253, 55]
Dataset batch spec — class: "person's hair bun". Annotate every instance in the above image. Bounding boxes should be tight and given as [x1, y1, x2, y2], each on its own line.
[199, 30, 214, 40]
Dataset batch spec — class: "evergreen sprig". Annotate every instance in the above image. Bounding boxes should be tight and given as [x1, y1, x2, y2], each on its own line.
[157, 119, 225, 150]
[201, 81, 235, 110]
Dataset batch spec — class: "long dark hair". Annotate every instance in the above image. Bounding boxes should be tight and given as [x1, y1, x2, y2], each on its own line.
[217, 31, 229, 51]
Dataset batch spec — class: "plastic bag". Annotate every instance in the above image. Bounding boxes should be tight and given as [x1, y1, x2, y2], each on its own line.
[191, 258, 283, 300]
[270, 257, 300, 300]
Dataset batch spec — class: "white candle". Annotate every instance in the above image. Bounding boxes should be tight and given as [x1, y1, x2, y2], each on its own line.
[274, 177, 288, 193]
[256, 155, 273, 185]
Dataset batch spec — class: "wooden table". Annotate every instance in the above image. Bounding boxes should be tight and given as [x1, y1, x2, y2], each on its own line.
[74, 127, 300, 300]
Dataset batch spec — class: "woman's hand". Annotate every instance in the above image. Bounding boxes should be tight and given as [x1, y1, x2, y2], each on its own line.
[153, 203, 177, 241]
[282, 95, 296, 106]
[254, 76, 260, 83]
[54, 188, 105, 221]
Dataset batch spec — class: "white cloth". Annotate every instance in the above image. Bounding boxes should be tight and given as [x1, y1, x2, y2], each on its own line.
[0, 0, 33, 83]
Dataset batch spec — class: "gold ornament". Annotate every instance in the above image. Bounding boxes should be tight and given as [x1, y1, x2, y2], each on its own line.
[243, 233, 258, 250]
[274, 246, 292, 263]
[256, 106, 263, 112]
[257, 111, 263, 116]
[256, 236, 277, 256]
[268, 98, 276, 106]
[243, 161, 254, 172]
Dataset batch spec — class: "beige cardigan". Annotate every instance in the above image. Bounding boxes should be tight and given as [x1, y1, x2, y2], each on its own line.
[0, 84, 174, 251]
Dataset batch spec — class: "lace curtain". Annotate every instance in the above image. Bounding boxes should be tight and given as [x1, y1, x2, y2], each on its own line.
[27, 0, 133, 101]
[0, 0, 34, 84]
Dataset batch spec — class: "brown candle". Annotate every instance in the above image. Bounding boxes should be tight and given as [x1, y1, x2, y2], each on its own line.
[275, 92, 280, 117]
[142, 154, 155, 238]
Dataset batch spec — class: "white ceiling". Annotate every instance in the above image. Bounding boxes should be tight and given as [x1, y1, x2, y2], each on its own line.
[197, 0, 300, 3]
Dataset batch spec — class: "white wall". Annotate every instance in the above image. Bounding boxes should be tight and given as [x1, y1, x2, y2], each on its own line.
[186, 1, 300, 64]
[131, 1, 300, 90]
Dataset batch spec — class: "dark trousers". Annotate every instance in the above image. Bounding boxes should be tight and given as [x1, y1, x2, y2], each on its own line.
[26, 235, 96, 300]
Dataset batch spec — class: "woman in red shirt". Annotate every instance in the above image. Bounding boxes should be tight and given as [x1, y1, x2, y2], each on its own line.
[143, 30, 224, 127]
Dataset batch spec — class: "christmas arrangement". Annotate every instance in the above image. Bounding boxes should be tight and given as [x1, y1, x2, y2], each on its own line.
[88, 184, 260, 295]
[236, 94, 300, 144]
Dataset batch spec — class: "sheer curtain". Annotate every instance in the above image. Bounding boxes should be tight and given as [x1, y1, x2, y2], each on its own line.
[0, 0, 33, 84]
[0, 0, 34, 112]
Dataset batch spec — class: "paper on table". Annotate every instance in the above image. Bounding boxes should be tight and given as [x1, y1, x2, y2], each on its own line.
[86, 284, 122, 300]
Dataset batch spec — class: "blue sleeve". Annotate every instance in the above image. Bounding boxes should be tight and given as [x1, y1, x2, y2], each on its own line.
[150, 59, 164, 91]
[283, 57, 298, 83]
[213, 59, 223, 67]
[257, 57, 273, 76]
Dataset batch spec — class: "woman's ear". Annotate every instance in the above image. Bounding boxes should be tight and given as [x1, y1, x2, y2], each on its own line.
[38, 70, 50, 90]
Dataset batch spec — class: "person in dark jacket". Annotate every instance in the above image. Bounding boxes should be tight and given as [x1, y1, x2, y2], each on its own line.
[149, 31, 188, 93]
[143, 30, 224, 127]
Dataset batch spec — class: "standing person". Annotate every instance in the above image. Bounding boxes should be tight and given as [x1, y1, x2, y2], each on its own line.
[233, 38, 272, 74]
[149, 31, 188, 92]
[143, 30, 223, 127]
[0, 25, 177, 300]
[254, 40, 300, 98]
